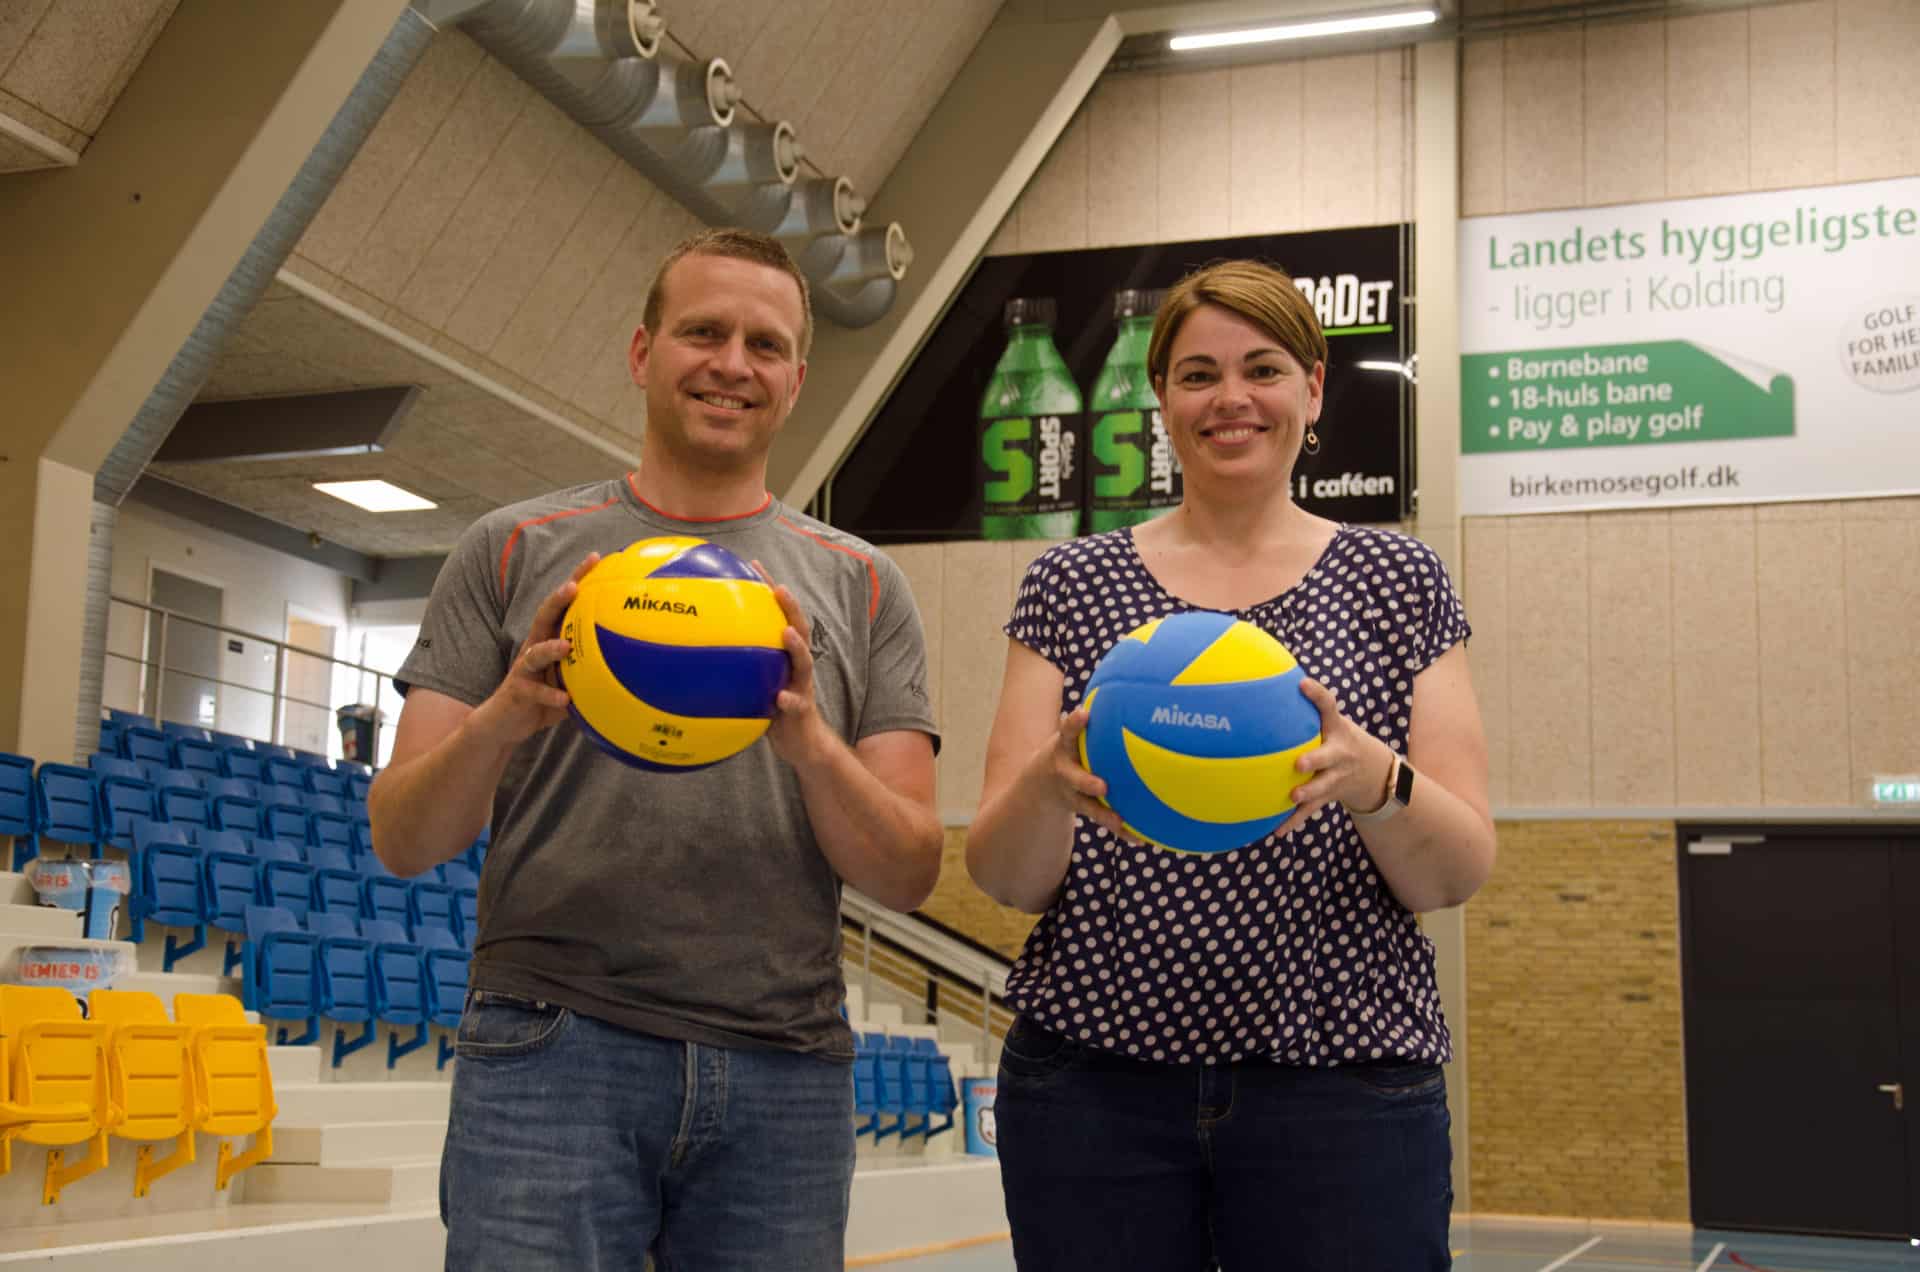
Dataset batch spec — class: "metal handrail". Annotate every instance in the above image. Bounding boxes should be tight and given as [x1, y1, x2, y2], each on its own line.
[106, 593, 401, 758]
[842, 887, 1011, 1059]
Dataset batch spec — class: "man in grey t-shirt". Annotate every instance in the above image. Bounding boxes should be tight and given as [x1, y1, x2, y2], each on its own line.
[370, 229, 942, 1271]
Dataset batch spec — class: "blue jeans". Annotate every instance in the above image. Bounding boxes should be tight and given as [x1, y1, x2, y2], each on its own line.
[994, 1016, 1453, 1271]
[439, 990, 855, 1271]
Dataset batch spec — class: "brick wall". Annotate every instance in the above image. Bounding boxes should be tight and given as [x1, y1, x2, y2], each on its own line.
[1466, 820, 1689, 1220]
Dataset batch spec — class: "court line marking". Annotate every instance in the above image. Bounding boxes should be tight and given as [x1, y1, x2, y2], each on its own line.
[1694, 1241, 1726, 1271]
[1537, 1235, 1604, 1270]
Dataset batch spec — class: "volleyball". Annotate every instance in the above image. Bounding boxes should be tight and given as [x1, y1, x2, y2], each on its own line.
[559, 537, 790, 771]
[1077, 610, 1321, 854]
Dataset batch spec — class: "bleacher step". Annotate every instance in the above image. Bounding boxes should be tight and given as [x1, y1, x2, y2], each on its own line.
[273, 1080, 452, 1126]
[0, 901, 83, 940]
[0, 871, 37, 907]
[241, 1158, 440, 1207]
[267, 1044, 322, 1086]
[114, 969, 243, 999]
[270, 1120, 448, 1168]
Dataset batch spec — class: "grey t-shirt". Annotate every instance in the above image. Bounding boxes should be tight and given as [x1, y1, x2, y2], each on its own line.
[394, 475, 938, 1059]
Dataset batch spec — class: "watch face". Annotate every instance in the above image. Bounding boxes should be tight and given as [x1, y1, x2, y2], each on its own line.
[1393, 759, 1416, 804]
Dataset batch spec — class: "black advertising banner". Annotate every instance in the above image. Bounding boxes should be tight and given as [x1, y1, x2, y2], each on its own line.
[825, 225, 1412, 544]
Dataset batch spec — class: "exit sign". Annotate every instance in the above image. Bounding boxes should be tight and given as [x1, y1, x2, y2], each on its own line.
[1872, 776, 1920, 806]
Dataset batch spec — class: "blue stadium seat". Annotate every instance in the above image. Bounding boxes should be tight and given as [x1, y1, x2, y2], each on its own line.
[218, 746, 265, 786]
[418, 926, 468, 1071]
[440, 861, 478, 892]
[308, 844, 364, 919]
[200, 829, 259, 976]
[308, 794, 352, 855]
[0, 752, 39, 869]
[155, 769, 212, 833]
[872, 1036, 909, 1141]
[307, 911, 376, 1067]
[305, 768, 347, 801]
[170, 737, 223, 780]
[34, 763, 103, 865]
[361, 918, 429, 1067]
[209, 730, 252, 752]
[921, 1041, 958, 1141]
[347, 772, 373, 802]
[410, 877, 456, 939]
[131, 822, 207, 970]
[263, 757, 306, 789]
[258, 785, 311, 845]
[205, 778, 262, 835]
[97, 718, 125, 758]
[360, 858, 413, 935]
[350, 815, 376, 860]
[854, 1033, 886, 1139]
[293, 750, 333, 770]
[241, 905, 317, 1046]
[160, 722, 213, 746]
[90, 754, 160, 853]
[123, 725, 172, 768]
[254, 840, 315, 921]
[453, 885, 478, 950]
[106, 707, 148, 729]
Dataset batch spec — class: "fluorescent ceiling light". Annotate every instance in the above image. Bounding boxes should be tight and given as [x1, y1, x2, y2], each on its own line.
[1170, 8, 1437, 51]
[313, 479, 437, 512]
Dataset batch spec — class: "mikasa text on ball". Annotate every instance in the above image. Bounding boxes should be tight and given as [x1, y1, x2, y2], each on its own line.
[1078, 610, 1321, 854]
[560, 537, 789, 771]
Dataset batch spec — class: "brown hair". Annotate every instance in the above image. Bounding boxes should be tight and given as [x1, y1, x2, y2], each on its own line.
[642, 228, 814, 358]
[1147, 259, 1327, 386]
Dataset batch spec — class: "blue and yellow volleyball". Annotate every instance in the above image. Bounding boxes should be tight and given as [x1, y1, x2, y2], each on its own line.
[560, 537, 789, 771]
[1077, 611, 1321, 854]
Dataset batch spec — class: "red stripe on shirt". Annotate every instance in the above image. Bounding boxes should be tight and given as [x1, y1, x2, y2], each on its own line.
[776, 515, 879, 623]
[497, 495, 621, 598]
[626, 472, 772, 522]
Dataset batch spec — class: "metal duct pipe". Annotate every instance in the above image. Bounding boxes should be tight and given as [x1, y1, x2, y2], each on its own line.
[811, 223, 911, 331]
[76, 7, 436, 757]
[460, 0, 661, 125]
[704, 121, 800, 234]
[435, 0, 909, 328]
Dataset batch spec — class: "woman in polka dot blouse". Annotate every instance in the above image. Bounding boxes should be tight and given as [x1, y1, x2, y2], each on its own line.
[966, 259, 1497, 1270]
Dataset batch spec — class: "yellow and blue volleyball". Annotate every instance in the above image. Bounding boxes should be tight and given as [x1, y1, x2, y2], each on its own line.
[560, 537, 789, 771]
[1077, 611, 1320, 854]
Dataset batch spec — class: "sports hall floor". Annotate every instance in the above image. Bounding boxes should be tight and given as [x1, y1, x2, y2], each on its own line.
[883, 1218, 1920, 1270]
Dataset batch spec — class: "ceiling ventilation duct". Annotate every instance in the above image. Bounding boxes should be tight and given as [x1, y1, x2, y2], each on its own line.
[414, 0, 910, 329]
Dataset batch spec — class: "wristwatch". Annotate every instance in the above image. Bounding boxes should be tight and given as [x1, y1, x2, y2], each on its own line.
[1348, 753, 1415, 824]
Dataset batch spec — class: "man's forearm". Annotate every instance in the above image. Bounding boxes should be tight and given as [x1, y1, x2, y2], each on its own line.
[367, 714, 517, 877]
[788, 732, 942, 913]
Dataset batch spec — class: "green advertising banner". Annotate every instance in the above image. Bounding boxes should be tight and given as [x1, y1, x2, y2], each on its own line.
[1459, 177, 1920, 514]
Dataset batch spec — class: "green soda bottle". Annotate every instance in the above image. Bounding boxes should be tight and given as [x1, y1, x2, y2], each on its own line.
[1088, 288, 1180, 532]
[978, 297, 1083, 541]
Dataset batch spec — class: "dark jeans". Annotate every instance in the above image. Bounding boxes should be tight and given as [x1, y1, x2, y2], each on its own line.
[994, 1016, 1453, 1271]
[439, 990, 855, 1271]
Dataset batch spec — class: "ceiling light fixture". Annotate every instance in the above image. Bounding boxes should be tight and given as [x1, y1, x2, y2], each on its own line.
[313, 479, 438, 513]
[1169, 7, 1437, 52]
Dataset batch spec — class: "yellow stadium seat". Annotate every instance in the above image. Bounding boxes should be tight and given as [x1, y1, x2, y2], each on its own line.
[0, 985, 119, 1204]
[91, 990, 200, 1198]
[174, 993, 276, 1191]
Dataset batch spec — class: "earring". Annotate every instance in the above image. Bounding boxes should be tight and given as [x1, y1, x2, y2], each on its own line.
[1302, 426, 1320, 457]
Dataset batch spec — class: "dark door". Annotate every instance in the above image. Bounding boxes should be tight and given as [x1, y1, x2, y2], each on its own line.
[1681, 831, 1908, 1237]
[1890, 845, 1920, 1238]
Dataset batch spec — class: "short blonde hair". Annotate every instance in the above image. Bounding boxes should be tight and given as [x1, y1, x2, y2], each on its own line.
[644, 228, 814, 358]
[1147, 259, 1327, 385]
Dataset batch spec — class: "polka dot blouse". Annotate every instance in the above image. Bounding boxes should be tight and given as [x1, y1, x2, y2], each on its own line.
[1002, 524, 1472, 1067]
